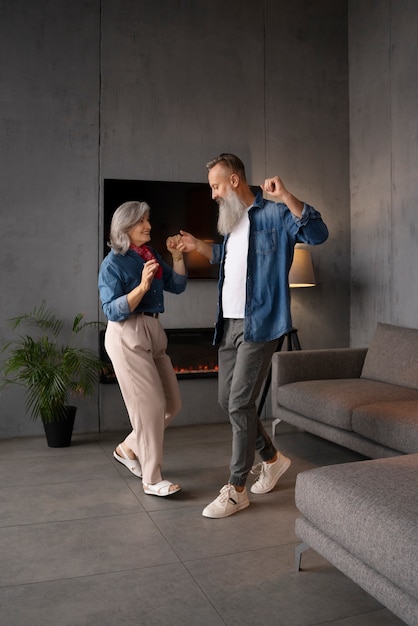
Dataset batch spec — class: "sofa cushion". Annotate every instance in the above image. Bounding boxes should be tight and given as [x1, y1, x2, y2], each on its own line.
[295, 454, 418, 602]
[277, 378, 418, 430]
[352, 400, 418, 454]
[361, 322, 418, 389]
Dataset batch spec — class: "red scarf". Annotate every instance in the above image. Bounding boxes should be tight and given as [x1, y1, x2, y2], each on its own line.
[129, 244, 163, 279]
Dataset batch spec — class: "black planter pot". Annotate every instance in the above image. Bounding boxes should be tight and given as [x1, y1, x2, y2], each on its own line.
[43, 406, 77, 448]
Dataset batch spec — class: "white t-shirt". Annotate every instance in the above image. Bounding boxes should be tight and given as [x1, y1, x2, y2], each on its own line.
[222, 209, 250, 318]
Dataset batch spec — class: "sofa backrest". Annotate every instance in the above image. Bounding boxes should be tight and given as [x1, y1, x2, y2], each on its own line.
[361, 322, 418, 390]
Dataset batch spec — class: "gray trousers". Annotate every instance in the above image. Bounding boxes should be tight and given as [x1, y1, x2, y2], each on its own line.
[218, 319, 278, 487]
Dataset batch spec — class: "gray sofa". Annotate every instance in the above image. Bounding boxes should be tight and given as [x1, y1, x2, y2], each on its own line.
[295, 455, 418, 625]
[270, 322, 418, 625]
[271, 322, 418, 458]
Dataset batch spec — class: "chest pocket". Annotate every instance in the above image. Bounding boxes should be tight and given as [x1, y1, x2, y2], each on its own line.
[254, 229, 277, 254]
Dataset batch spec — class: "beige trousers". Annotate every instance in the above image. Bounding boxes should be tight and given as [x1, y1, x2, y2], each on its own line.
[104, 314, 181, 484]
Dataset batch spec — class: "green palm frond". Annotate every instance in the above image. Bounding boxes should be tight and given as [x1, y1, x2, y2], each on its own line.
[8, 303, 63, 337]
[0, 303, 105, 423]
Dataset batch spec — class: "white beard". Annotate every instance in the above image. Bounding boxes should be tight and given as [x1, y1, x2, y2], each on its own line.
[217, 189, 247, 235]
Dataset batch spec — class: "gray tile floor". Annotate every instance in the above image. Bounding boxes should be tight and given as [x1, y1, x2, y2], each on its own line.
[0, 419, 406, 625]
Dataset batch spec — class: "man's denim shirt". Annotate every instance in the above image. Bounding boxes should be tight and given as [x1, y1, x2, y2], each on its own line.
[98, 248, 187, 322]
[211, 191, 328, 344]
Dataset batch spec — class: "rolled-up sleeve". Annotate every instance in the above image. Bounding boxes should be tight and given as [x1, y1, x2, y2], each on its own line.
[210, 243, 223, 265]
[291, 203, 329, 245]
[161, 260, 188, 294]
[98, 263, 131, 321]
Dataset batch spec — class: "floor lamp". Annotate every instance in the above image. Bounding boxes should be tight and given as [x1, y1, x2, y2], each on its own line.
[257, 246, 316, 419]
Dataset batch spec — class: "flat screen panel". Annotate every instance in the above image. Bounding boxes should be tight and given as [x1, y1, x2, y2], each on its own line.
[103, 179, 222, 279]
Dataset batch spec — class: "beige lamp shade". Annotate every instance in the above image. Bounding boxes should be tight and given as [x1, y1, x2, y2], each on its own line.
[289, 247, 316, 287]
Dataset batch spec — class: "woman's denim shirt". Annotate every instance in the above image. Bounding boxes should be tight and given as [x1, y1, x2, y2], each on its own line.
[211, 191, 328, 344]
[98, 248, 187, 322]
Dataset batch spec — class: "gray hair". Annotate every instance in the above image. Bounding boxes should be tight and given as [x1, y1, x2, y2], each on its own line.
[206, 153, 247, 182]
[108, 201, 150, 254]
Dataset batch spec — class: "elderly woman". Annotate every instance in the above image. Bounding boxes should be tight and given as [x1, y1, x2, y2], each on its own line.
[98, 201, 187, 496]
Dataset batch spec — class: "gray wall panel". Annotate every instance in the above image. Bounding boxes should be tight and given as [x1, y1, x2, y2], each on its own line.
[100, 0, 265, 183]
[349, 0, 418, 345]
[0, 0, 101, 436]
[265, 0, 349, 349]
[391, 1, 418, 329]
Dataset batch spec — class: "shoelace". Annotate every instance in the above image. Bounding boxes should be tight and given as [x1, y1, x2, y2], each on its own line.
[250, 462, 264, 476]
[218, 485, 238, 504]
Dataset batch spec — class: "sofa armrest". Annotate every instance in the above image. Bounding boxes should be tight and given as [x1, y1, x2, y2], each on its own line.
[271, 348, 368, 388]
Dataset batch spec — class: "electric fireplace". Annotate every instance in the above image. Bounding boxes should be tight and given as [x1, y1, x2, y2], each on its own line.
[99, 328, 218, 383]
[165, 328, 218, 378]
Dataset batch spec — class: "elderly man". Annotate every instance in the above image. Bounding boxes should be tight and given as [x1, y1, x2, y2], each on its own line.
[178, 153, 328, 518]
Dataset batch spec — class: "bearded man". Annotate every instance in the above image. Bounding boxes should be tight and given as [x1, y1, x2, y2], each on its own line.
[178, 153, 329, 518]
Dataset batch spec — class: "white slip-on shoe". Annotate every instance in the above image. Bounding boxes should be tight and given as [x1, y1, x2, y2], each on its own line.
[202, 484, 250, 518]
[143, 480, 181, 497]
[113, 445, 142, 478]
[250, 452, 291, 494]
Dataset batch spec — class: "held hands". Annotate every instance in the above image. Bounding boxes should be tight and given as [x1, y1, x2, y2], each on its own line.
[176, 230, 213, 261]
[167, 230, 212, 262]
[166, 234, 184, 263]
[166, 234, 182, 255]
[166, 230, 198, 254]
[176, 230, 198, 253]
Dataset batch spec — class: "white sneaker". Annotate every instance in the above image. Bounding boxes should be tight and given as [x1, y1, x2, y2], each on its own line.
[202, 484, 250, 518]
[250, 452, 291, 494]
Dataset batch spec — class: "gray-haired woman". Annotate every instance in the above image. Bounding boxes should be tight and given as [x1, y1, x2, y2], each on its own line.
[98, 201, 187, 496]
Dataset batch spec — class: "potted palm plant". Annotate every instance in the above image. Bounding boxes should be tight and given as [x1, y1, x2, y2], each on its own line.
[0, 303, 104, 447]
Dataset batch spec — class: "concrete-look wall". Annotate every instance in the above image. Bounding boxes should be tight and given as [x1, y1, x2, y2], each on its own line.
[99, 0, 349, 350]
[0, 0, 101, 438]
[264, 1, 349, 349]
[0, 0, 349, 438]
[349, 0, 418, 346]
